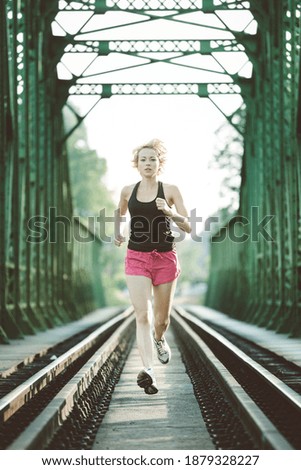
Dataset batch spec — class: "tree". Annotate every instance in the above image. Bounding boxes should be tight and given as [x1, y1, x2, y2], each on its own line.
[64, 106, 127, 306]
[209, 121, 244, 213]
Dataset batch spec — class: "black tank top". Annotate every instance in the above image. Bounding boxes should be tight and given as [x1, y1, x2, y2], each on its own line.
[127, 181, 175, 252]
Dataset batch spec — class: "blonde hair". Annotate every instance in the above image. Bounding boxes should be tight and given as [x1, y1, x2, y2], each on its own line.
[132, 139, 167, 174]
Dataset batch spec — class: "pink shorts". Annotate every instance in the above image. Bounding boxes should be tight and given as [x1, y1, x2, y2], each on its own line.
[125, 248, 180, 286]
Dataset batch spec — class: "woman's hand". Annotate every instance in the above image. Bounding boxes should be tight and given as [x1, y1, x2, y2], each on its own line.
[155, 197, 173, 217]
[156, 188, 191, 234]
[114, 234, 126, 247]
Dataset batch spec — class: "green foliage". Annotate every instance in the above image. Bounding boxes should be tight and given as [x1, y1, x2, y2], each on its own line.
[65, 114, 115, 217]
[175, 236, 210, 305]
[64, 106, 127, 306]
[210, 120, 243, 212]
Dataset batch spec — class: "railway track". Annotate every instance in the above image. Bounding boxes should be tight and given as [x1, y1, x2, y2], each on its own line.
[0, 305, 300, 450]
[0, 307, 135, 449]
[173, 306, 301, 450]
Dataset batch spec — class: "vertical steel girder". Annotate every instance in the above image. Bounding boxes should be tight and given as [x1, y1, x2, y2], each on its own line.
[0, 0, 105, 342]
[206, 0, 301, 337]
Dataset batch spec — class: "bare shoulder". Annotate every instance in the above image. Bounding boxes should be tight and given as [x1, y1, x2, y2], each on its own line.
[162, 183, 182, 205]
[163, 183, 182, 196]
[120, 183, 136, 201]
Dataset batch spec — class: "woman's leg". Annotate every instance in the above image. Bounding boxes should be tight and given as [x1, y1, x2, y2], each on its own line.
[153, 279, 177, 341]
[126, 274, 153, 369]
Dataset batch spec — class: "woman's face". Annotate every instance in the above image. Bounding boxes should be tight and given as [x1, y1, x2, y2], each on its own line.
[137, 148, 160, 177]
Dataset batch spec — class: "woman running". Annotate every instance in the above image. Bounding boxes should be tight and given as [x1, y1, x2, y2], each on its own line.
[114, 139, 191, 394]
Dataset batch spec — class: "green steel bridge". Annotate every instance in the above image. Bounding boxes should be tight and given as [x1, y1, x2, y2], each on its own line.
[1, 0, 300, 342]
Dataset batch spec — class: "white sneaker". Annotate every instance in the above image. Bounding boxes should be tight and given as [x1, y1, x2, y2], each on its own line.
[153, 336, 171, 364]
[137, 369, 158, 395]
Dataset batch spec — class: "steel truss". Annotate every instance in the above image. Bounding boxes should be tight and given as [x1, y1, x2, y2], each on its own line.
[1, 0, 301, 340]
[54, 0, 255, 135]
[54, 1, 301, 335]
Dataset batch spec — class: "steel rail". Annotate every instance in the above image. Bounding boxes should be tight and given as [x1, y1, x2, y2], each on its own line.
[0, 306, 134, 423]
[8, 314, 135, 450]
[174, 305, 301, 412]
[172, 307, 294, 450]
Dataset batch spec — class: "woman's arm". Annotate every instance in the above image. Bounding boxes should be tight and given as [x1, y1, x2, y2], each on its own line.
[156, 185, 191, 234]
[114, 186, 129, 246]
